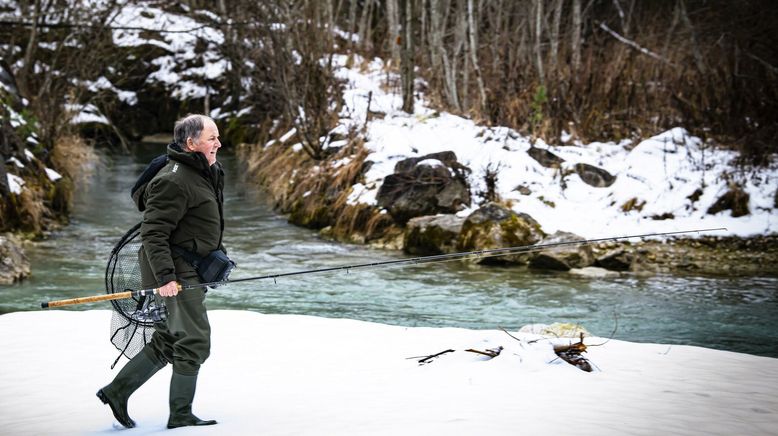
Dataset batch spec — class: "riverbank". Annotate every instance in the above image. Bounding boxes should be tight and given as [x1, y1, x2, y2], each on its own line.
[0, 135, 98, 284]
[1, 310, 776, 435]
[236, 54, 777, 277]
[237, 140, 778, 277]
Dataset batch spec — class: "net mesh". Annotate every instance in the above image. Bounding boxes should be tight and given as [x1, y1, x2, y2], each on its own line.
[105, 222, 165, 367]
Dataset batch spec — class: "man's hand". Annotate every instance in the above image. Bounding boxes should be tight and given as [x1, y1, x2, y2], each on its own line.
[157, 280, 180, 297]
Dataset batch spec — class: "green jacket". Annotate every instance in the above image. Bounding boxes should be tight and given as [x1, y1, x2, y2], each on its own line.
[134, 143, 225, 287]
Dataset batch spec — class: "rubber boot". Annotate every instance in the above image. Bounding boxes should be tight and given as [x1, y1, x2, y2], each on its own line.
[96, 350, 165, 428]
[166, 372, 217, 429]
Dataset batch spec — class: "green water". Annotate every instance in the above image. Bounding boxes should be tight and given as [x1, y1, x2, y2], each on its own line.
[3, 145, 777, 357]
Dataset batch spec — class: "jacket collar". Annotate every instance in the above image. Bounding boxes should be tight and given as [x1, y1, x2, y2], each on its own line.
[167, 142, 211, 173]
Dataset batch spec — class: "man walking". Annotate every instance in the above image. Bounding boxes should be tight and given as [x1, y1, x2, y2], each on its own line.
[97, 114, 224, 429]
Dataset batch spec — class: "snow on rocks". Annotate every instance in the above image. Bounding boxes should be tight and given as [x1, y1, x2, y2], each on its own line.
[330, 55, 777, 239]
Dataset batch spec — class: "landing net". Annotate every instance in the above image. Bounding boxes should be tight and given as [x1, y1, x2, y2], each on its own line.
[104, 222, 165, 368]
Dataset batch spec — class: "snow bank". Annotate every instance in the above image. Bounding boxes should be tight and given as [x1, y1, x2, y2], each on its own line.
[331, 55, 777, 238]
[1, 310, 776, 435]
[111, 4, 227, 100]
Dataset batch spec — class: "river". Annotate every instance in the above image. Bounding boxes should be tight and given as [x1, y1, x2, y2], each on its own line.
[3, 144, 777, 358]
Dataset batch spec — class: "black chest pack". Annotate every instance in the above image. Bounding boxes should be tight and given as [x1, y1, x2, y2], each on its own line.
[134, 153, 236, 285]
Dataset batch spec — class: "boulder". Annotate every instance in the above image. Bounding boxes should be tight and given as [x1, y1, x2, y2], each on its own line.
[529, 231, 595, 271]
[707, 184, 750, 217]
[527, 146, 565, 168]
[376, 151, 471, 224]
[574, 163, 616, 187]
[457, 202, 544, 265]
[595, 247, 633, 271]
[404, 214, 464, 255]
[392, 151, 467, 174]
[0, 233, 30, 284]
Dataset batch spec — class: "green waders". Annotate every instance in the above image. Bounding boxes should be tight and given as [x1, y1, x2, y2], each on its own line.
[98, 275, 216, 428]
[149, 278, 217, 428]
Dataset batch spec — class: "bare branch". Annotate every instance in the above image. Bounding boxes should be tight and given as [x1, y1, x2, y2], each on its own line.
[598, 21, 677, 68]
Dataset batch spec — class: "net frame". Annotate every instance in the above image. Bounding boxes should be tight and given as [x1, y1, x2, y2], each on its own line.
[105, 222, 165, 367]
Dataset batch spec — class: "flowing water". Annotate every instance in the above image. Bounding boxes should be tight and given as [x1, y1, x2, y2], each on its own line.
[3, 144, 777, 357]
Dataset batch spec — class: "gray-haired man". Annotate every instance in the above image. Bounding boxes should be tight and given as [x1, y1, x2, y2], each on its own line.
[98, 114, 224, 429]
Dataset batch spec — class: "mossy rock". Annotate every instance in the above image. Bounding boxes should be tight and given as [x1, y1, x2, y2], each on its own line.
[0, 232, 30, 284]
[457, 203, 544, 265]
[404, 214, 464, 255]
[529, 231, 595, 271]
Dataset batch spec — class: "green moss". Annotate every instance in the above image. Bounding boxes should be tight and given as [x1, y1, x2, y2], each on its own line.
[404, 224, 457, 255]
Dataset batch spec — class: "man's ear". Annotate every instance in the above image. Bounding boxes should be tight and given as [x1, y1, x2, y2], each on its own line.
[185, 137, 195, 151]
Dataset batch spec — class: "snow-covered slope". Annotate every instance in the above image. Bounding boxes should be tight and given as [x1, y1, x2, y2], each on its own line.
[331, 56, 777, 238]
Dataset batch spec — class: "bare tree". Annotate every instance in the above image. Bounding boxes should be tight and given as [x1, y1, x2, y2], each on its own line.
[386, 0, 401, 67]
[571, 0, 582, 73]
[466, 0, 486, 112]
[400, 0, 415, 113]
[532, 0, 544, 84]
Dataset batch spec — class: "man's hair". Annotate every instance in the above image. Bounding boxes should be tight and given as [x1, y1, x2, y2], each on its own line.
[173, 114, 213, 148]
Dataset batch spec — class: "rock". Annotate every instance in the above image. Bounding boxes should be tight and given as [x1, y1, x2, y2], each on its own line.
[529, 231, 595, 271]
[707, 184, 750, 217]
[574, 163, 616, 187]
[527, 146, 565, 168]
[569, 267, 620, 278]
[457, 202, 544, 265]
[596, 247, 633, 271]
[0, 233, 30, 284]
[376, 151, 471, 224]
[515, 185, 531, 195]
[404, 214, 464, 255]
[392, 151, 466, 173]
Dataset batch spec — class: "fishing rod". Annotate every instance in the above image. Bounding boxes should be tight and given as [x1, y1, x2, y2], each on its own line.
[40, 227, 726, 309]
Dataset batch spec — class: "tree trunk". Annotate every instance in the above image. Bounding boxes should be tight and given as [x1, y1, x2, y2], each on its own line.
[466, 0, 486, 112]
[550, 0, 563, 74]
[452, 0, 468, 110]
[358, 0, 374, 52]
[18, 0, 41, 99]
[429, 0, 461, 111]
[571, 0, 582, 73]
[347, 0, 358, 51]
[533, 0, 545, 84]
[679, 0, 706, 74]
[400, 0, 415, 113]
[386, 0, 401, 67]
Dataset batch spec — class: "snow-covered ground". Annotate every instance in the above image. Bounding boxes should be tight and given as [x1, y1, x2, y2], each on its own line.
[1, 310, 776, 435]
[331, 55, 777, 239]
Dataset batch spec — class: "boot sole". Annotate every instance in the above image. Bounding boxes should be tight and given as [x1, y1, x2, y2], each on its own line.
[167, 419, 217, 429]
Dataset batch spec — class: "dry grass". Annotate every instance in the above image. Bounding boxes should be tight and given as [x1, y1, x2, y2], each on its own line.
[50, 134, 99, 181]
[238, 133, 400, 245]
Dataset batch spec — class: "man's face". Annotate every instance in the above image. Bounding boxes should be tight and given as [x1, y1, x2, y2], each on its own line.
[187, 120, 221, 166]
